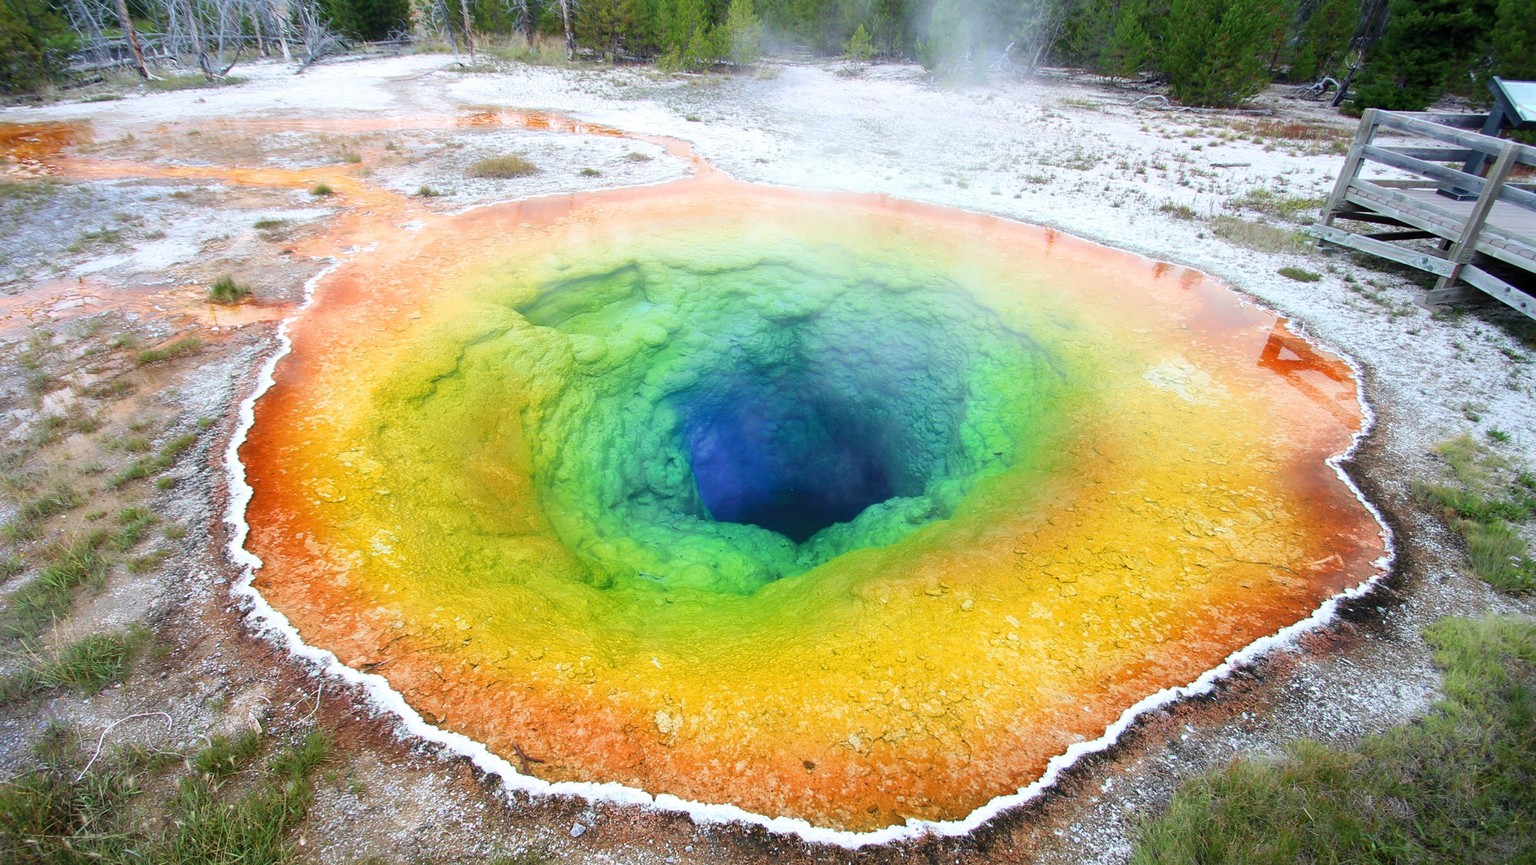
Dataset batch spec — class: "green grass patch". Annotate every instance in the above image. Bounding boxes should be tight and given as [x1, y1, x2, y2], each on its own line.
[1209, 215, 1310, 253]
[0, 554, 22, 584]
[0, 726, 330, 864]
[107, 432, 197, 489]
[109, 507, 157, 552]
[193, 730, 263, 777]
[1231, 189, 1326, 221]
[136, 336, 202, 365]
[1278, 266, 1321, 282]
[1132, 615, 1536, 864]
[467, 154, 539, 179]
[309, 182, 335, 197]
[18, 483, 81, 523]
[145, 74, 245, 92]
[208, 274, 252, 304]
[253, 218, 287, 230]
[1410, 436, 1536, 592]
[3, 538, 110, 639]
[0, 631, 137, 700]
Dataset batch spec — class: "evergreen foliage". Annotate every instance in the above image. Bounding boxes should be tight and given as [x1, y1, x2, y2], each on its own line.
[322, 0, 412, 40]
[1490, 0, 1536, 82]
[0, 0, 73, 93]
[1163, 0, 1294, 106]
[1353, 0, 1496, 110]
[1287, 0, 1360, 83]
[723, 0, 764, 66]
[1100, 0, 1151, 80]
[845, 21, 873, 62]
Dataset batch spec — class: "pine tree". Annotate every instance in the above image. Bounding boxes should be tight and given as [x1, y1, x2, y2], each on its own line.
[0, 0, 72, 92]
[1162, 0, 1294, 106]
[1490, 0, 1536, 81]
[845, 22, 873, 64]
[1288, 0, 1360, 83]
[1100, 0, 1150, 80]
[1352, 0, 1496, 110]
[722, 0, 762, 66]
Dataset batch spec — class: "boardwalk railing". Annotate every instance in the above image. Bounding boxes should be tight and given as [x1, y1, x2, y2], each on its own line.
[1312, 108, 1536, 320]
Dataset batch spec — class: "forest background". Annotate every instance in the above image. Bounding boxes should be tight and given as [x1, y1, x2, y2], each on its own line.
[2, 0, 1535, 111]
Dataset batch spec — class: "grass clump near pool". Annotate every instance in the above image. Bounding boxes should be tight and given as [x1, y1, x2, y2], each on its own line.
[1132, 615, 1536, 864]
[0, 631, 138, 700]
[208, 274, 251, 304]
[1277, 266, 1321, 282]
[468, 154, 539, 178]
[1412, 435, 1536, 593]
[0, 725, 331, 864]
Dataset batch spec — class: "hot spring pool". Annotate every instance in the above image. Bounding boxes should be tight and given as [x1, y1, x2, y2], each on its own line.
[236, 175, 1385, 835]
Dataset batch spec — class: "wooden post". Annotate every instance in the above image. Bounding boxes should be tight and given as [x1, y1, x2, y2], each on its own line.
[1319, 108, 1379, 229]
[1426, 140, 1522, 304]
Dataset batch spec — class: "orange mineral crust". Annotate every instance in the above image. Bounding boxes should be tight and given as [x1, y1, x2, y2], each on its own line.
[239, 175, 1384, 831]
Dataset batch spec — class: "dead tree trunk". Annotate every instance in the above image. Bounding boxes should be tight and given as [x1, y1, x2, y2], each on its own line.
[273, 0, 292, 61]
[521, 0, 536, 42]
[459, 0, 476, 63]
[183, 0, 215, 78]
[557, 0, 571, 60]
[112, 0, 151, 78]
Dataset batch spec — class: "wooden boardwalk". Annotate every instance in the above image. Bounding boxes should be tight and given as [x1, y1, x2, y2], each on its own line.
[1312, 109, 1536, 320]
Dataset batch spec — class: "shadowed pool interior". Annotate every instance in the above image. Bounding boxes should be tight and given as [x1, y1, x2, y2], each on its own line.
[239, 176, 1385, 833]
[514, 258, 1042, 586]
[682, 377, 900, 543]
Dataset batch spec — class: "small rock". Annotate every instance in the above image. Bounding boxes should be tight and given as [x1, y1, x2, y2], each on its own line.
[570, 822, 587, 838]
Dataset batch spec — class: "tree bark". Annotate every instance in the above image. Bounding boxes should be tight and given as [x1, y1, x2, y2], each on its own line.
[112, 0, 151, 79]
[558, 0, 572, 60]
[459, 0, 476, 63]
[522, 0, 537, 43]
[184, 0, 215, 79]
[274, 0, 292, 62]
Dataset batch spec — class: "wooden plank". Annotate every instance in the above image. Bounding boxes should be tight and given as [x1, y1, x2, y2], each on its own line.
[1376, 112, 1536, 166]
[1368, 179, 1440, 189]
[1322, 108, 1378, 226]
[1309, 224, 1458, 276]
[1377, 146, 1479, 162]
[1396, 112, 1490, 129]
[1421, 284, 1481, 306]
[1460, 264, 1536, 320]
[1444, 142, 1521, 270]
[1346, 185, 1462, 235]
[1475, 229, 1536, 272]
[1499, 183, 1536, 213]
[1361, 145, 1486, 191]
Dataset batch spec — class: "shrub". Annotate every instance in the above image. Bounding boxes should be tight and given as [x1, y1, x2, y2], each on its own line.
[208, 274, 251, 304]
[467, 155, 538, 178]
[309, 182, 335, 197]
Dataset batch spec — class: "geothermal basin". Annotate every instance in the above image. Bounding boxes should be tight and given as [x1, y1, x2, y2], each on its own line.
[236, 170, 1385, 835]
